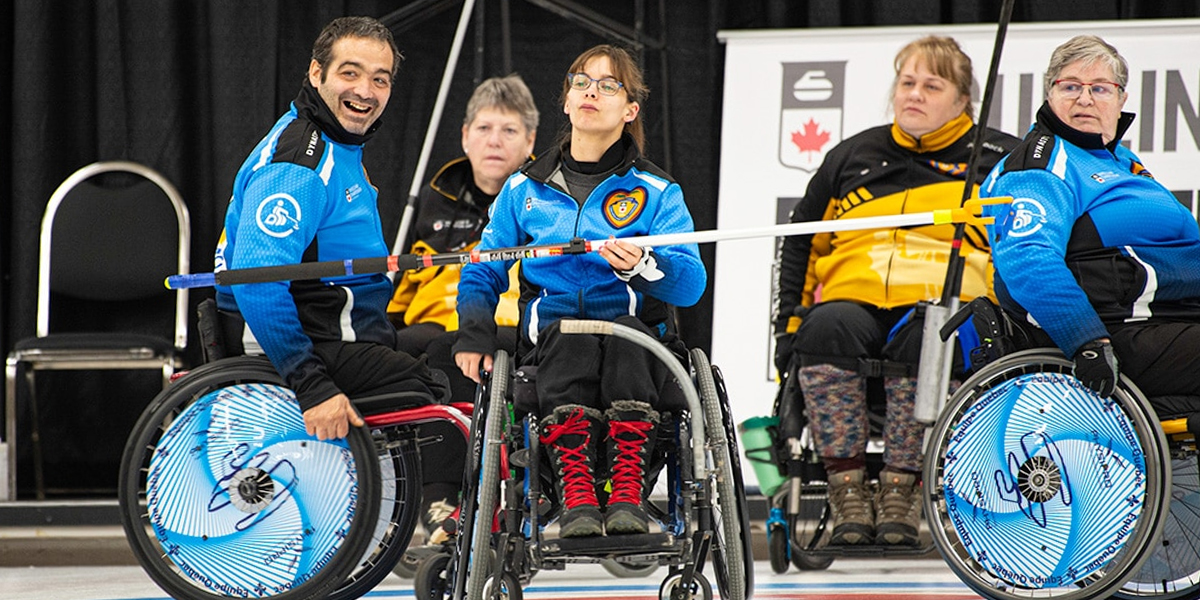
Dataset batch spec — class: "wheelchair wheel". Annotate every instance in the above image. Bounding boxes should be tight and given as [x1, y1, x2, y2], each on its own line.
[772, 480, 835, 571]
[118, 356, 382, 600]
[483, 570, 523, 600]
[924, 349, 1169, 600]
[659, 570, 714, 600]
[692, 349, 751, 600]
[465, 349, 511, 600]
[414, 550, 452, 600]
[768, 521, 789, 574]
[602, 558, 660, 578]
[332, 425, 422, 600]
[790, 490, 835, 571]
[1113, 441, 1200, 599]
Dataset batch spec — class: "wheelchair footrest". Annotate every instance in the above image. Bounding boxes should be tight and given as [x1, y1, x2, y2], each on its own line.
[539, 532, 677, 557]
[799, 542, 935, 558]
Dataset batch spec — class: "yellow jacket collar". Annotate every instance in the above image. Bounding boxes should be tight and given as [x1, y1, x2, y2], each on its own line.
[891, 111, 973, 153]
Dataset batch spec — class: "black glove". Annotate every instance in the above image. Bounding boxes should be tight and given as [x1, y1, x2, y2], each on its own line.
[1072, 339, 1119, 398]
[773, 333, 795, 376]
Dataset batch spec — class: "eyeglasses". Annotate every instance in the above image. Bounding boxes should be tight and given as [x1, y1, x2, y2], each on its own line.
[567, 73, 624, 96]
[1051, 79, 1125, 101]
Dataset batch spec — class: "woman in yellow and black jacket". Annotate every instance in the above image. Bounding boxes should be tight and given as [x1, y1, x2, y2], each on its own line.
[772, 36, 1019, 549]
[388, 75, 537, 405]
[387, 75, 536, 547]
[388, 155, 521, 333]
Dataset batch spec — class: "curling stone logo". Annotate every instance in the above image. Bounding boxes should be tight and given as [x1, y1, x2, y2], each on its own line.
[780, 61, 846, 172]
[1009, 198, 1047, 238]
[256, 193, 302, 238]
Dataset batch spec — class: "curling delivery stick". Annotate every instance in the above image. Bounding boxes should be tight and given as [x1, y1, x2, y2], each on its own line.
[913, 0, 1017, 425]
[166, 198, 1007, 290]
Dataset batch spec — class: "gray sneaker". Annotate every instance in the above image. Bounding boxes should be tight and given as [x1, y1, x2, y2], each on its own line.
[875, 470, 921, 546]
[827, 469, 874, 545]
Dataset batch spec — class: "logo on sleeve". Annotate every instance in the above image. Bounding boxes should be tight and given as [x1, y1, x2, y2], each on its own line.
[603, 187, 646, 228]
[1008, 198, 1047, 238]
[256, 193, 302, 238]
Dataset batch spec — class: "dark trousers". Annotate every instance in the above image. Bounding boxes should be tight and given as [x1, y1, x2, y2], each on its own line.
[396, 322, 518, 406]
[790, 300, 967, 373]
[524, 316, 685, 415]
[1018, 319, 1200, 399]
[306, 340, 467, 488]
[220, 308, 464, 488]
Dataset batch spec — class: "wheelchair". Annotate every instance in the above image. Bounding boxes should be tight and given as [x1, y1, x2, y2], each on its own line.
[758, 357, 933, 575]
[118, 353, 474, 600]
[414, 320, 754, 600]
[924, 348, 1200, 600]
[760, 311, 1200, 600]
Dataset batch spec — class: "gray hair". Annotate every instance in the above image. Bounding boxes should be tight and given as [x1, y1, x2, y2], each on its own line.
[464, 74, 540, 134]
[312, 16, 403, 79]
[1044, 35, 1128, 98]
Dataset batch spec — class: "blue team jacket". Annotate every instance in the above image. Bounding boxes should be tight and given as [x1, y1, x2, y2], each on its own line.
[983, 103, 1200, 357]
[455, 140, 707, 354]
[215, 92, 395, 410]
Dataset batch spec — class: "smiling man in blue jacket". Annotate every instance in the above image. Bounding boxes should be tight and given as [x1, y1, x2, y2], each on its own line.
[214, 17, 447, 441]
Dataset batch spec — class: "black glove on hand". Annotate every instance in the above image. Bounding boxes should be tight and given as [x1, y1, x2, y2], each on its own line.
[1072, 339, 1119, 398]
[773, 334, 794, 376]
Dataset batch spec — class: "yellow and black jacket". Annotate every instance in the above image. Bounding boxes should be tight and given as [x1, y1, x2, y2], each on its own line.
[774, 112, 1019, 338]
[388, 157, 520, 330]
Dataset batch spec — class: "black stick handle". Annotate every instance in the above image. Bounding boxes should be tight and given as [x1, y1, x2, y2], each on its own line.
[940, 0, 1016, 304]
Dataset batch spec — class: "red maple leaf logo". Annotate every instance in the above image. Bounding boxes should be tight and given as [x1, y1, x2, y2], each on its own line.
[791, 118, 830, 157]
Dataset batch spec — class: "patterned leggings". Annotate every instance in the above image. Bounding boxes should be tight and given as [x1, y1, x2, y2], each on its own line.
[798, 364, 924, 472]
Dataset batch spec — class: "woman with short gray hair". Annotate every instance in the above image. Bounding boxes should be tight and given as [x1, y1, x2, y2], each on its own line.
[983, 35, 1200, 401]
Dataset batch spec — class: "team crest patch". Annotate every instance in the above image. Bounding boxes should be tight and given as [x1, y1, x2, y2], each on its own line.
[603, 187, 646, 228]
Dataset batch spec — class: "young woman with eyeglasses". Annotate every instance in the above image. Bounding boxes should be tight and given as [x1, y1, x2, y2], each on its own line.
[452, 44, 706, 538]
[983, 35, 1200, 401]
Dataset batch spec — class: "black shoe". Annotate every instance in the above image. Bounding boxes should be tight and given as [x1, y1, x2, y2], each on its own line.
[604, 501, 649, 534]
[559, 505, 604, 538]
[604, 401, 658, 536]
[542, 405, 605, 539]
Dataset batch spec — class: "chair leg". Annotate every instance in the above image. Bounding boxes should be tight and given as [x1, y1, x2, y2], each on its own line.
[24, 369, 45, 501]
[4, 357, 18, 501]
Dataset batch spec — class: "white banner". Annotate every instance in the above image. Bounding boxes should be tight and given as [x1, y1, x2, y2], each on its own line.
[713, 20, 1200, 482]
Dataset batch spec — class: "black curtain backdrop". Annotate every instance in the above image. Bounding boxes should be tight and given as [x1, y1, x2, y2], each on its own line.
[2, 0, 1196, 497]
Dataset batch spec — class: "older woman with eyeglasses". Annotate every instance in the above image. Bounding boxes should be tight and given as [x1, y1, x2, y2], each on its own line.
[453, 44, 706, 538]
[983, 35, 1200, 401]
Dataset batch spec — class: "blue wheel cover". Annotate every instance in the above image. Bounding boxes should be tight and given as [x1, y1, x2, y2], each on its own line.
[145, 383, 361, 597]
[942, 372, 1146, 588]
